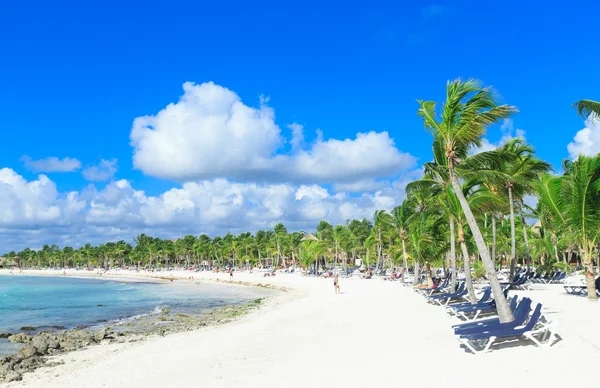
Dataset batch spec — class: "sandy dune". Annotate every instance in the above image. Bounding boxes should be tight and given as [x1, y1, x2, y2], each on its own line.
[3, 270, 600, 388]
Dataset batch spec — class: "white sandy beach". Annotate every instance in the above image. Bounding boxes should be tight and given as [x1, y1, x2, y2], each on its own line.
[2, 269, 600, 388]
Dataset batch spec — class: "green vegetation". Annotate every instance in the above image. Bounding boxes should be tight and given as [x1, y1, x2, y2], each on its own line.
[4, 81, 600, 310]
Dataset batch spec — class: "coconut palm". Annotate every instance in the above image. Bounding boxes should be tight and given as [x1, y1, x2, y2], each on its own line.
[388, 201, 415, 278]
[496, 138, 551, 276]
[561, 155, 600, 299]
[535, 173, 567, 262]
[417, 78, 517, 322]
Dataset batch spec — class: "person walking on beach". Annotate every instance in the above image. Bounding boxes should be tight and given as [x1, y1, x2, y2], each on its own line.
[333, 274, 340, 295]
[229, 267, 233, 280]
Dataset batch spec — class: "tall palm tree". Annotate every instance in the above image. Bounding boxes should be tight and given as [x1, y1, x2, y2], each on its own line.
[562, 155, 600, 299]
[535, 174, 567, 261]
[417, 78, 517, 322]
[497, 138, 551, 276]
[389, 201, 414, 278]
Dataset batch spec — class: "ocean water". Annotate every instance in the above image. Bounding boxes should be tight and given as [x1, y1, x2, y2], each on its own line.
[0, 275, 265, 354]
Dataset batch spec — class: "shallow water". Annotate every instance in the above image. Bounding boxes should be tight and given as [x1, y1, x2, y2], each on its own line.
[0, 275, 265, 354]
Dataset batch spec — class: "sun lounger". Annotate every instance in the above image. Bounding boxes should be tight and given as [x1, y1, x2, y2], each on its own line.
[428, 287, 469, 306]
[455, 304, 558, 354]
[453, 298, 532, 335]
[450, 294, 518, 321]
[445, 288, 491, 312]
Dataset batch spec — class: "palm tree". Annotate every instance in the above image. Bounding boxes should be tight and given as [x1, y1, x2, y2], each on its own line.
[561, 155, 600, 299]
[389, 201, 414, 278]
[497, 139, 551, 276]
[535, 174, 567, 262]
[417, 78, 517, 322]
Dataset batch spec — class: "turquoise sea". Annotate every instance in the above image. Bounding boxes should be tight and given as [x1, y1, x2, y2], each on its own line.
[0, 275, 263, 354]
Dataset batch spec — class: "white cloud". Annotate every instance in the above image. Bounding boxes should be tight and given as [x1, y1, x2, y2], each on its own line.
[333, 180, 390, 193]
[130, 82, 416, 183]
[471, 119, 526, 155]
[567, 117, 600, 159]
[82, 159, 118, 181]
[21, 156, 81, 173]
[0, 168, 418, 253]
[288, 123, 305, 151]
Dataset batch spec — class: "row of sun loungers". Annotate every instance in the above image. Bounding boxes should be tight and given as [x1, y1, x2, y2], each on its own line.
[413, 281, 559, 354]
[564, 285, 600, 297]
[509, 271, 568, 290]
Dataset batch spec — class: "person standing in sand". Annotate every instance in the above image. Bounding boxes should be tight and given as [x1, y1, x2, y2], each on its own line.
[229, 267, 233, 280]
[333, 274, 340, 294]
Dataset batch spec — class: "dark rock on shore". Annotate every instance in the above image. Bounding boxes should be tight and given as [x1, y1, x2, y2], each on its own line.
[0, 333, 12, 339]
[0, 299, 266, 383]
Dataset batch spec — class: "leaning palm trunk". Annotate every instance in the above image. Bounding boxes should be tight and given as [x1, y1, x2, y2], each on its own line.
[508, 186, 517, 279]
[491, 214, 497, 267]
[460, 241, 478, 304]
[449, 217, 457, 291]
[450, 170, 515, 322]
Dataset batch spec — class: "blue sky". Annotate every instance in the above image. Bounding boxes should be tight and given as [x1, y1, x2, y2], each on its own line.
[1, 0, 599, 252]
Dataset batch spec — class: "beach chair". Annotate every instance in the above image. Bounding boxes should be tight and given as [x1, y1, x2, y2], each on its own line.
[416, 278, 451, 296]
[451, 293, 518, 322]
[445, 287, 491, 313]
[455, 304, 558, 354]
[453, 298, 532, 335]
[563, 285, 587, 295]
[428, 284, 469, 306]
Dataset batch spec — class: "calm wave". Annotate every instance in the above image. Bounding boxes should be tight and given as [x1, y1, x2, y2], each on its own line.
[0, 275, 262, 354]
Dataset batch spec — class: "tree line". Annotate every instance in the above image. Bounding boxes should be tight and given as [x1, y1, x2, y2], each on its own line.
[3, 81, 600, 320]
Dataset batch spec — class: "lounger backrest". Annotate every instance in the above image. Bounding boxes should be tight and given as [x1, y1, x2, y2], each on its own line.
[522, 304, 543, 331]
[478, 288, 492, 303]
[509, 296, 518, 311]
[512, 298, 532, 323]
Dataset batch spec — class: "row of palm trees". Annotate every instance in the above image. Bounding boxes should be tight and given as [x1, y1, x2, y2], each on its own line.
[3, 81, 599, 323]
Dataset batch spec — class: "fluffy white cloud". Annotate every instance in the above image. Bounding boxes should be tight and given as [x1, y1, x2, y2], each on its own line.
[567, 117, 600, 159]
[333, 180, 390, 193]
[471, 119, 526, 154]
[0, 168, 84, 228]
[130, 82, 415, 183]
[0, 168, 417, 253]
[82, 159, 118, 181]
[21, 156, 81, 173]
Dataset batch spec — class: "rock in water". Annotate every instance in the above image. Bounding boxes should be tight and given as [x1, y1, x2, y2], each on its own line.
[20, 326, 36, 331]
[8, 333, 32, 343]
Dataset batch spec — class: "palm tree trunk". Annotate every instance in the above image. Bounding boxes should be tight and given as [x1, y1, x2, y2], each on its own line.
[449, 217, 457, 291]
[492, 214, 497, 267]
[412, 261, 419, 286]
[460, 240, 478, 304]
[520, 209, 531, 273]
[401, 238, 408, 278]
[450, 169, 514, 322]
[426, 263, 433, 287]
[508, 186, 517, 279]
[584, 243, 598, 300]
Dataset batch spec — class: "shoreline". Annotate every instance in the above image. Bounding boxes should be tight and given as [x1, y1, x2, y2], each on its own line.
[4, 271, 600, 388]
[0, 269, 292, 384]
